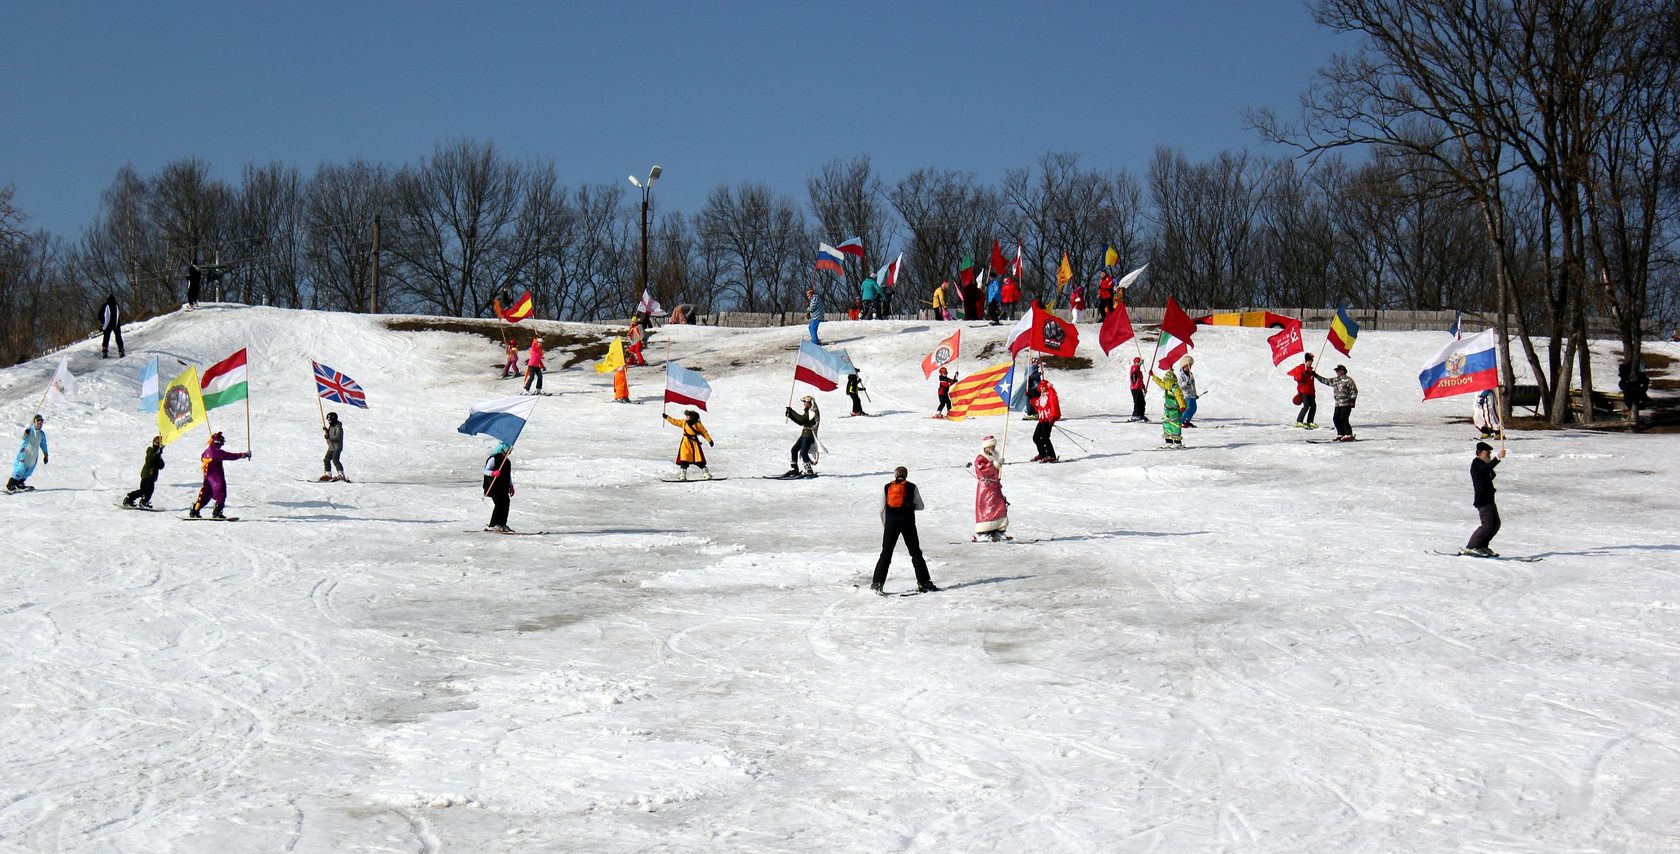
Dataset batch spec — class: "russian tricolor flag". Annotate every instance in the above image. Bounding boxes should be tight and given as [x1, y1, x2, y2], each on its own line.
[1419, 328, 1499, 400]
[816, 243, 846, 274]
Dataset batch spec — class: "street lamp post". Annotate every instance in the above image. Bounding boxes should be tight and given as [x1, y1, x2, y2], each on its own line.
[627, 165, 663, 309]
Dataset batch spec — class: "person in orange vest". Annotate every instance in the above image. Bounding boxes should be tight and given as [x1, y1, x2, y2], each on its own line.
[869, 466, 937, 595]
[523, 336, 546, 395]
[627, 318, 647, 366]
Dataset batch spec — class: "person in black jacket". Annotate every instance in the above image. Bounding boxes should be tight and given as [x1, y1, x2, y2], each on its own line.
[122, 435, 165, 508]
[100, 294, 125, 358]
[1462, 441, 1507, 556]
[870, 466, 937, 595]
[320, 412, 347, 482]
[186, 263, 202, 310]
[482, 442, 515, 533]
[845, 370, 866, 416]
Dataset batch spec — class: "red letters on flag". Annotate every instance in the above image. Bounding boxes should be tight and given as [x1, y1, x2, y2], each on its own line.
[1267, 321, 1304, 365]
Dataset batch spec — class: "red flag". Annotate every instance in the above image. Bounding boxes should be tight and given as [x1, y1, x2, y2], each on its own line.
[991, 239, 1007, 275]
[1027, 305, 1080, 358]
[1011, 245, 1023, 278]
[1267, 321, 1304, 365]
[1159, 297, 1197, 343]
[1099, 299, 1135, 355]
[499, 291, 534, 323]
[921, 329, 962, 378]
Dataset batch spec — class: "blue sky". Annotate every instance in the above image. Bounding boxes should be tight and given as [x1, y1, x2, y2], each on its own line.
[1, 1, 1355, 238]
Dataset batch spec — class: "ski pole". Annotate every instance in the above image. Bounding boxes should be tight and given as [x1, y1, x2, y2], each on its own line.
[1052, 424, 1090, 452]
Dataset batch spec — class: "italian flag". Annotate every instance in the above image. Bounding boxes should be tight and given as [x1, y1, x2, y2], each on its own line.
[201, 348, 249, 411]
[1157, 332, 1191, 370]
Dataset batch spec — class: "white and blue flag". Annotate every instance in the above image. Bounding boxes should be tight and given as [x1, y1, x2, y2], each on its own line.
[457, 395, 538, 448]
[137, 357, 160, 412]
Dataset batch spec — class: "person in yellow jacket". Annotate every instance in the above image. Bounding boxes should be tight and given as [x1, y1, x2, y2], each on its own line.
[931, 281, 950, 320]
[1152, 368, 1188, 450]
[664, 409, 714, 480]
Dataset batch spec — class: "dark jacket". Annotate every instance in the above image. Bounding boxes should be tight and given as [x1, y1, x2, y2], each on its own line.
[140, 445, 165, 479]
[1471, 456, 1499, 507]
[785, 407, 819, 438]
[483, 452, 513, 497]
[100, 297, 122, 331]
[324, 421, 344, 451]
[846, 374, 863, 395]
[880, 479, 925, 523]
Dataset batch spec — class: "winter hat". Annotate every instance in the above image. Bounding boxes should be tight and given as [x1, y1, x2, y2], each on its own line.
[1335, 365, 1347, 373]
[326, 412, 338, 423]
[980, 435, 997, 450]
[492, 441, 511, 455]
[1180, 355, 1194, 368]
[801, 395, 815, 405]
[1475, 441, 1494, 453]
[210, 432, 225, 445]
[1132, 357, 1142, 364]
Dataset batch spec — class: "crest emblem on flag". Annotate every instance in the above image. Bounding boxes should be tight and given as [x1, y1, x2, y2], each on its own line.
[1040, 317, 1066, 351]
[1445, 351, 1467, 377]
[164, 385, 195, 428]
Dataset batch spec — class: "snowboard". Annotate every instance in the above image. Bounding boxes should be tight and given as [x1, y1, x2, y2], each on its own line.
[182, 516, 239, 522]
[467, 529, 551, 536]
[952, 538, 1038, 545]
[658, 476, 729, 483]
[1429, 549, 1543, 563]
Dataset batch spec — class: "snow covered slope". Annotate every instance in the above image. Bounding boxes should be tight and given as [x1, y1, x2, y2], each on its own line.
[2, 305, 1678, 852]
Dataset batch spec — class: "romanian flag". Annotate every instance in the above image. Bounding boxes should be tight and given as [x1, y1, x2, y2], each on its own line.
[816, 244, 846, 274]
[499, 291, 534, 323]
[945, 361, 1013, 421]
[1328, 305, 1360, 356]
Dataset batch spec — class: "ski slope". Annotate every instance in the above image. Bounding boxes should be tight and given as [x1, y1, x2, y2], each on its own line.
[2, 305, 1678, 852]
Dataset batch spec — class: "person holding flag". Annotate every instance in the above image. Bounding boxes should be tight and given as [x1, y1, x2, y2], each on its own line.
[934, 367, 957, 418]
[7, 414, 48, 493]
[458, 395, 538, 533]
[481, 442, 516, 532]
[190, 432, 251, 519]
[502, 340, 521, 379]
[783, 396, 821, 478]
[1315, 364, 1360, 441]
[1153, 369, 1187, 449]
[971, 435, 1010, 542]
[1462, 441, 1508, 557]
[320, 412, 347, 482]
[663, 410, 714, 481]
[1291, 353, 1320, 428]
[627, 317, 647, 367]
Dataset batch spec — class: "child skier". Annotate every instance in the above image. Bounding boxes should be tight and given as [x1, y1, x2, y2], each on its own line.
[1153, 369, 1187, 449]
[122, 435, 165, 508]
[502, 340, 520, 378]
[613, 363, 631, 403]
[1177, 356, 1200, 428]
[846, 370, 867, 416]
[482, 441, 515, 533]
[523, 336, 545, 395]
[934, 368, 957, 418]
[320, 412, 347, 482]
[1128, 357, 1148, 422]
[1473, 389, 1501, 439]
[7, 414, 47, 493]
[1031, 377, 1061, 462]
[972, 435, 1010, 541]
[190, 432, 251, 519]
[870, 466, 937, 595]
[783, 395, 820, 477]
[664, 409, 714, 480]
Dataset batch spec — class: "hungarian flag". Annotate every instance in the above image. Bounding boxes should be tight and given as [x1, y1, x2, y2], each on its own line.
[793, 340, 849, 391]
[499, 291, 534, 323]
[200, 348, 249, 411]
[835, 237, 866, 257]
[664, 362, 712, 410]
[1267, 320, 1305, 365]
[991, 239, 1007, 275]
[1099, 299, 1135, 355]
[156, 366, 207, 446]
[958, 255, 976, 285]
[945, 361, 1013, 421]
[921, 329, 961, 378]
[1007, 304, 1079, 358]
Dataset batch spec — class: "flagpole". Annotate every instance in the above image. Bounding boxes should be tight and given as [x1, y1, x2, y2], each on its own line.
[999, 351, 1018, 461]
[1122, 291, 1144, 360]
[1492, 352, 1508, 453]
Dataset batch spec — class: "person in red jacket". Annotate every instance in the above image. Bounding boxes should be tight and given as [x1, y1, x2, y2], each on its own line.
[1097, 273, 1114, 322]
[523, 336, 546, 395]
[1069, 282, 1087, 323]
[999, 276, 1021, 320]
[934, 367, 957, 418]
[1031, 377, 1061, 462]
[1289, 353, 1318, 427]
[1128, 356, 1148, 421]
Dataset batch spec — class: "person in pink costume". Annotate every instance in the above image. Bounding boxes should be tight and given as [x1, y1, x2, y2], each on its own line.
[191, 431, 250, 518]
[971, 434, 1010, 542]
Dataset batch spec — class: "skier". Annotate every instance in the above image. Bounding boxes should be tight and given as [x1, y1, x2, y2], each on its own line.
[1031, 377, 1061, 462]
[986, 275, 1002, 324]
[1000, 276, 1020, 320]
[186, 262, 202, 310]
[846, 370, 867, 416]
[1292, 353, 1319, 428]
[1128, 357, 1148, 422]
[1462, 441, 1507, 557]
[972, 435, 1010, 542]
[122, 435, 165, 508]
[1024, 357, 1043, 420]
[860, 276, 880, 320]
[1315, 364, 1359, 441]
[501, 339, 520, 378]
[482, 441, 515, 533]
[613, 363, 631, 402]
[1473, 389, 1501, 439]
[1097, 273, 1114, 322]
[933, 367, 957, 418]
[664, 409, 714, 480]
[99, 294, 125, 359]
[523, 336, 545, 395]
[627, 318, 647, 366]
[806, 288, 825, 345]
[1069, 282, 1086, 323]
[1153, 368, 1187, 449]
[1177, 356, 1200, 428]
[7, 414, 48, 492]
[190, 432, 250, 519]
[783, 395, 821, 477]
[931, 281, 950, 321]
[320, 412, 347, 482]
[870, 466, 938, 595]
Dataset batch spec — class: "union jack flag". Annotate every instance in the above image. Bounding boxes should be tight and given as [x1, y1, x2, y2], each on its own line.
[312, 360, 368, 408]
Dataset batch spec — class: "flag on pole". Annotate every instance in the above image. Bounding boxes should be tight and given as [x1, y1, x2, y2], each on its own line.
[1419, 328, 1500, 400]
[1160, 297, 1198, 343]
[793, 340, 849, 391]
[664, 363, 712, 410]
[874, 253, 903, 288]
[312, 360, 369, 408]
[138, 356, 160, 413]
[1328, 306, 1360, 356]
[991, 239, 1007, 275]
[1056, 254, 1073, 288]
[200, 349, 249, 411]
[1099, 299, 1135, 355]
[596, 338, 626, 373]
[458, 395, 538, 447]
[1267, 320, 1305, 365]
[995, 363, 1030, 412]
[637, 289, 667, 317]
[1448, 310, 1463, 340]
[816, 244, 846, 274]
[1158, 331, 1192, 370]
[958, 255, 976, 285]
[944, 362, 1014, 421]
[156, 367, 208, 446]
[1114, 263, 1148, 290]
[921, 329, 962, 378]
[835, 237, 866, 257]
[1102, 244, 1119, 267]
[499, 291, 534, 323]
[44, 357, 75, 408]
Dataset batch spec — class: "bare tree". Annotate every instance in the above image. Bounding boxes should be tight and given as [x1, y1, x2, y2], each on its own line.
[229, 162, 303, 308]
[698, 182, 810, 314]
[807, 156, 896, 299]
[304, 160, 388, 312]
[889, 169, 998, 309]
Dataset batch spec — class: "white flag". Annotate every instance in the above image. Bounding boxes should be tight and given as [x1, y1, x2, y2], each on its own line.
[637, 289, 667, 317]
[45, 357, 76, 407]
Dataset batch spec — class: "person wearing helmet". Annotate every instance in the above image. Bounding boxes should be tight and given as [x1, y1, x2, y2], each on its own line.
[320, 412, 347, 482]
[972, 435, 1010, 542]
[1024, 356, 1043, 420]
[191, 431, 251, 518]
[934, 367, 958, 418]
[122, 435, 166, 508]
[845, 369, 866, 417]
[8, 414, 48, 493]
[1128, 356, 1148, 422]
[482, 441, 515, 532]
[664, 409, 714, 480]
[783, 396, 820, 477]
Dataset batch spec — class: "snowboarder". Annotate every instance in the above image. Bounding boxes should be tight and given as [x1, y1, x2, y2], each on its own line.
[1128, 357, 1148, 421]
[806, 288, 825, 345]
[934, 367, 957, 418]
[870, 466, 937, 595]
[122, 435, 165, 508]
[1292, 353, 1319, 428]
[846, 370, 867, 416]
[784, 395, 820, 477]
[1031, 377, 1061, 462]
[1462, 441, 1507, 557]
[1473, 389, 1501, 439]
[1177, 356, 1200, 428]
[1153, 369, 1187, 449]
[501, 340, 520, 378]
[99, 294, 125, 359]
[972, 435, 1009, 541]
[1315, 364, 1359, 441]
[482, 441, 515, 532]
[320, 412, 347, 481]
[186, 263, 202, 310]
[190, 432, 250, 518]
[664, 409, 714, 480]
[523, 336, 545, 395]
[7, 414, 48, 492]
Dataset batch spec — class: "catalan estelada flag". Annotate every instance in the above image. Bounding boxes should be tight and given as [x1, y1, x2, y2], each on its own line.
[1328, 305, 1360, 356]
[944, 361, 1013, 421]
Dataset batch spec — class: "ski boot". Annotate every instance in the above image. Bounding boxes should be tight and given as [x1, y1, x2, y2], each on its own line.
[678, 468, 689, 481]
[869, 582, 887, 597]
[702, 470, 713, 480]
[188, 503, 203, 518]
[917, 583, 940, 593]
[801, 464, 816, 478]
[783, 466, 801, 478]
